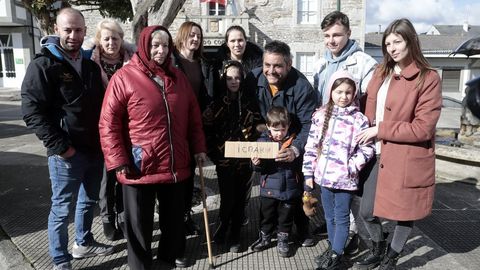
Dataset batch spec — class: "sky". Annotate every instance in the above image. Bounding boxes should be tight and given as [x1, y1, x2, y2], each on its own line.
[365, 0, 480, 33]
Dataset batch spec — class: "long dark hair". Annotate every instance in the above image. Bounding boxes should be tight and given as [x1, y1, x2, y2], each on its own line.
[317, 77, 356, 157]
[379, 18, 433, 88]
[224, 25, 246, 43]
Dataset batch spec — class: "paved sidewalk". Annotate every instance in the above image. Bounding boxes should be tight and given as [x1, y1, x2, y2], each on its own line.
[1, 99, 479, 269]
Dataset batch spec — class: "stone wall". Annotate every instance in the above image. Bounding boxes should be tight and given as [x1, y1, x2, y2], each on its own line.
[171, 0, 366, 59]
[79, 0, 366, 63]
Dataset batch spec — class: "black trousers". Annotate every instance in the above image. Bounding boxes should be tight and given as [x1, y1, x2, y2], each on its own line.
[99, 167, 123, 224]
[122, 181, 186, 270]
[183, 159, 196, 215]
[245, 171, 260, 214]
[216, 162, 252, 235]
[260, 197, 297, 234]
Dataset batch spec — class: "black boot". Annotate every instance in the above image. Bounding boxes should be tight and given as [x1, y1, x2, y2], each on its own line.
[250, 231, 272, 252]
[184, 212, 201, 236]
[103, 222, 120, 241]
[117, 221, 126, 239]
[228, 226, 241, 253]
[315, 241, 331, 266]
[277, 232, 290, 257]
[355, 240, 386, 269]
[344, 231, 360, 255]
[317, 250, 341, 270]
[379, 246, 400, 270]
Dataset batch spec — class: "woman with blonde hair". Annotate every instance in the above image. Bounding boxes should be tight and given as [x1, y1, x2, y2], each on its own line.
[88, 18, 136, 88]
[84, 18, 136, 240]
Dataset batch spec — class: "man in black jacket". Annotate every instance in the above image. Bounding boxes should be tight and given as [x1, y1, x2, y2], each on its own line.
[245, 40, 318, 248]
[21, 8, 112, 270]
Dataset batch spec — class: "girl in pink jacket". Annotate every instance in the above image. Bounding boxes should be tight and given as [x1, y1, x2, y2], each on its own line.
[303, 70, 375, 269]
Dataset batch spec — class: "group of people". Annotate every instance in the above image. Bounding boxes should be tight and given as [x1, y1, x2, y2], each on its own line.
[20, 6, 442, 270]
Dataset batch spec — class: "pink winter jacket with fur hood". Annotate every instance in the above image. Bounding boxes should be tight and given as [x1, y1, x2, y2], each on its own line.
[302, 70, 375, 191]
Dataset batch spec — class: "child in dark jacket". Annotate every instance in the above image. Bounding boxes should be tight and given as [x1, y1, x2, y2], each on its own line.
[250, 106, 304, 257]
[203, 60, 262, 253]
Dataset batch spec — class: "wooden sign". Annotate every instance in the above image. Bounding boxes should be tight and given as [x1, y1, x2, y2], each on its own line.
[224, 141, 279, 159]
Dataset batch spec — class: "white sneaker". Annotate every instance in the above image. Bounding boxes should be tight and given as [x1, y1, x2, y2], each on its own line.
[72, 241, 114, 259]
[52, 262, 72, 270]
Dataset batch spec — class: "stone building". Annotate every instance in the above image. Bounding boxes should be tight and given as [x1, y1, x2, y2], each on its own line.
[82, 0, 367, 82]
[0, 0, 367, 88]
[0, 0, 41, 88]
[168, 0, 367, 81]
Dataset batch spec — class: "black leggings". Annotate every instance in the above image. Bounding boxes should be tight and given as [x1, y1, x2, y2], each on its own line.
[359, 156, 413, 253]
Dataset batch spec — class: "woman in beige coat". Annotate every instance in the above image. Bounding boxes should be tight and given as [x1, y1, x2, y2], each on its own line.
[355, 18, 442, 270]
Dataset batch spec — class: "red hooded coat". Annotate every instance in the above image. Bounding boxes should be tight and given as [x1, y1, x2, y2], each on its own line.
[99, 26, 206, 185]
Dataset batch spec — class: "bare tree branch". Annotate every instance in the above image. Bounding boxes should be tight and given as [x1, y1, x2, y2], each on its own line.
[148, 0, 186, 27]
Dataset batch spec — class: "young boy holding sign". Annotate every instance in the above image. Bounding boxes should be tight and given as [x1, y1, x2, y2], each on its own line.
[250, 106, 305, 258]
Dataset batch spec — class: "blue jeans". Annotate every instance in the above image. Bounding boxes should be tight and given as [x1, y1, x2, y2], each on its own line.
[47, 151, 103, 265]
[320, 186, 353, 255]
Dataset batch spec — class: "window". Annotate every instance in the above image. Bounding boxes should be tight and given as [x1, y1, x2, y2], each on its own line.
[0, 34, 16, 78]
[0, 53, 3, 78]
[208, 2, 225, 16]
[296, 52, 316, 82]
[442, 69, 461, 92]
[2, 48, 15, 78]
[297, 0, 317, 24]
[0, 35, 10, 47]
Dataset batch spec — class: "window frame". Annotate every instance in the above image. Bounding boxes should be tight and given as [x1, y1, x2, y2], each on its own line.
[297, 0, 318, 25]
[296, 52, 316, 82]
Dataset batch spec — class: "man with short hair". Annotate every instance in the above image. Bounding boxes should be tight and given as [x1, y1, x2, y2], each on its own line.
[313, 10, 378, 257]
[314, 10, 377, 105]
[21, 7, 113, 270]
[246, 40, 318, 254]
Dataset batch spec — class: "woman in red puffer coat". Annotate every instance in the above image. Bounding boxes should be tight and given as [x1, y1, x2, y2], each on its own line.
[99, 25, 206, 270]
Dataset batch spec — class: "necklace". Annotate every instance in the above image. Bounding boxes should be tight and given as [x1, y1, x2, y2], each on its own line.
[101, 59, 123, 79]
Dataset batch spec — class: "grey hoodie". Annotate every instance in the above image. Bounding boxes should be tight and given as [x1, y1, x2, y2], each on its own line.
[313, 39, 377, 106]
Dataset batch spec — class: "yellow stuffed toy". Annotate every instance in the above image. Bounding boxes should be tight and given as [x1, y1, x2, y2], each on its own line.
[302, 192, 318, 217]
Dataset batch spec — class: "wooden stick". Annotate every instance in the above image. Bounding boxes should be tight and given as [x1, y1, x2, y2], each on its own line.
[198, 163, 214, 268]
